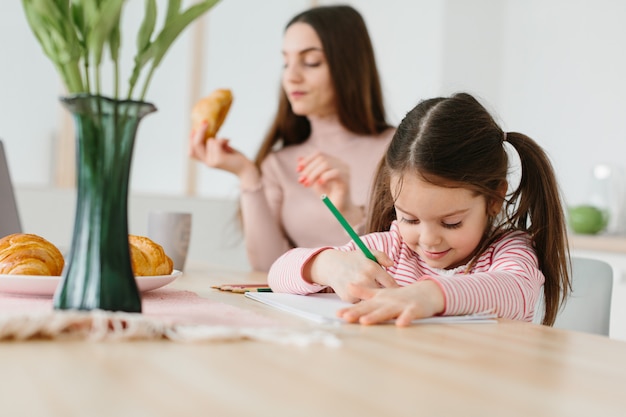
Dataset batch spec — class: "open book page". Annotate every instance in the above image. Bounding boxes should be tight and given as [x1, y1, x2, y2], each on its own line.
[245, 292, 497, 325]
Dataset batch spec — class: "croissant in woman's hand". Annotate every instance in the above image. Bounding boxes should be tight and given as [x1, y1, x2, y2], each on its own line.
[0, 233, 65, 276]
[191, 89, 233, 141]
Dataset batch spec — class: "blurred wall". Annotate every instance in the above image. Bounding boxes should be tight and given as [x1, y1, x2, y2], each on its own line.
[2, 0, 626, 219]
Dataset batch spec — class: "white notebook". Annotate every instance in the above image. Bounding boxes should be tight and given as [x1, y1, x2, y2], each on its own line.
[245, 292, 497, 325]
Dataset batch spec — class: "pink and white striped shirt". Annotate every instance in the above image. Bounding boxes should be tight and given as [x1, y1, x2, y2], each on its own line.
[268, 221, 545, 321]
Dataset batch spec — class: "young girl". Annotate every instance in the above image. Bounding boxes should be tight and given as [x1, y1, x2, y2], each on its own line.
[268, 92, 570, 326]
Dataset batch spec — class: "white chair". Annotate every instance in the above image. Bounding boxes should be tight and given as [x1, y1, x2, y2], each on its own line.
[534, 256, 613, 336]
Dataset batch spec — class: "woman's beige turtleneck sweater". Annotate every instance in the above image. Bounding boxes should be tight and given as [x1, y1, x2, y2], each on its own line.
[240, 118, 394, 271]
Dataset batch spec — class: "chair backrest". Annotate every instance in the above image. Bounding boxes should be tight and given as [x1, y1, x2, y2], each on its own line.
[534, 256, 613, 336]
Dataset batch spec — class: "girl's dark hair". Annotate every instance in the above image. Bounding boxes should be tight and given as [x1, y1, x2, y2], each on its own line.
[366, 92, 570, 326]
[254, 5, 391, 167]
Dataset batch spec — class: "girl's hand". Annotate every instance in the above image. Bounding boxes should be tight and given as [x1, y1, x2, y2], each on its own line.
[296, 152, 362, 224]
[337, 280, 445, 326]
[304, 249, 398, 303]
[188, 121, 260, 187]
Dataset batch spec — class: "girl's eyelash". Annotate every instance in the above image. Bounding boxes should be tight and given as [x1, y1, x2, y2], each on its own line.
[400, 217, 461, 229]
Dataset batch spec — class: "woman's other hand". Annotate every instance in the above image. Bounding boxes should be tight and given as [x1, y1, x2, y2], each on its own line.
[296, 151, 364, 225]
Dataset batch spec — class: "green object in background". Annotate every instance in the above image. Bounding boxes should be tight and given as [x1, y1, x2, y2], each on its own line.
[568, 205, 609, 235]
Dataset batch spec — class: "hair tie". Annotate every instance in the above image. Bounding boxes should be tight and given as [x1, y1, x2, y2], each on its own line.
[502, 131, 507, 143]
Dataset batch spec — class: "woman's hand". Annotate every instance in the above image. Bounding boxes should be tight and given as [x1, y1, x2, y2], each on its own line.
[188, 121, 260, 188]
[304, 249, 398, 303]
[336, 280, 445, 326]
[296, 152, 362, 224]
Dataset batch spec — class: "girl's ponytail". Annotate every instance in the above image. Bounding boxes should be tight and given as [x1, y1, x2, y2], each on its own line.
[505, 132, 571, 325]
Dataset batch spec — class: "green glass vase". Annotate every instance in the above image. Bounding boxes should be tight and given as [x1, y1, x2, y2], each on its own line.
[54, 94, 157, 312]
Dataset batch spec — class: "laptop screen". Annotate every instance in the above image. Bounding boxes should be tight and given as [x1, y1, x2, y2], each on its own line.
[0, 140, 22, 237]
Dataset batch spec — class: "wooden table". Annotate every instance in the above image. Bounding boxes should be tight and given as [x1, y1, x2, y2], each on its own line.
[1, 262, 625, 417]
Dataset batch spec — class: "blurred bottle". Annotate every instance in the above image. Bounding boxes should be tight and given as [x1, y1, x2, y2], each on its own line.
[587, 164, 625, 235]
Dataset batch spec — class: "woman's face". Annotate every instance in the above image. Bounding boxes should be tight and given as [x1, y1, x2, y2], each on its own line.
[282, 22, 336, 118]
[391, 173, 490, 270]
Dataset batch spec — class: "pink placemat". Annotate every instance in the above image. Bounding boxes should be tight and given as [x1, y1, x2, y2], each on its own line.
[0, 289, 341, 346]
[0, 288, 277, 327]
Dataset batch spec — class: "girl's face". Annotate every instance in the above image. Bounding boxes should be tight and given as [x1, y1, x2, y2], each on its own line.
[281, 22, 336, 118]
[391, 173, 491, 270]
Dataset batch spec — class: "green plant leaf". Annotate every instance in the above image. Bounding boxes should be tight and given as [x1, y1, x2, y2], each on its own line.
[165, 0, 182, 21]
[22, 0, 85, 92]
[22, 0, 220, 99]
[109, 15, 121, 98]
[137, 0, 157, 54]
[70, 1, 87, 49]
[132, 0, 220, 99]
[86, 0, 124, 67]
[25, 0, 77, 59]
[109, 19, 121, 62]
[128, 0, 160, 98]
[149, 0, 219, 69]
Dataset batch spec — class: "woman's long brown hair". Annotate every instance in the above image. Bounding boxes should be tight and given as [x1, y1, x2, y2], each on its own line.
[254, 5, 391, 168]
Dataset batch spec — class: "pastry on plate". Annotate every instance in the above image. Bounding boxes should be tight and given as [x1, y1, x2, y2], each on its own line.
[129, 235, 174, 276]
[0, 233, 65, 276]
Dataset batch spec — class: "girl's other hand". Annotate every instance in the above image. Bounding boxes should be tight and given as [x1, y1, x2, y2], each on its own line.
[337, 280, 445, 326]
[304, 249, 397, 303]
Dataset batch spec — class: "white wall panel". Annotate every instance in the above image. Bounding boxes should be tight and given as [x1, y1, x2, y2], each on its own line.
[498, 0, 626, 209]
[0, 3, 63, 186]
[3, 0, 626, 212]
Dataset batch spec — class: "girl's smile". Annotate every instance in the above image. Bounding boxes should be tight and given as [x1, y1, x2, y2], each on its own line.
[422, 248, 451, 260]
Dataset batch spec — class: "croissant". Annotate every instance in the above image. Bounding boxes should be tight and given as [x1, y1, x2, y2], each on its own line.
[191, 88, 233, 141]
[129, 235, 173, 276]
[0, 233, 65, 276]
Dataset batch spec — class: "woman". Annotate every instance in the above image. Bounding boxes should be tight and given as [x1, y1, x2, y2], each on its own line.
[190, 5, 394, 271]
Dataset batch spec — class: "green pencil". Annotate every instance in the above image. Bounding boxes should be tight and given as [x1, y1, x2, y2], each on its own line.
[321, 194, 378, 263]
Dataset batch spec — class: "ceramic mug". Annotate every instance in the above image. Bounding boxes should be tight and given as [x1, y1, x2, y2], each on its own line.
[147, 211, 192, 272]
